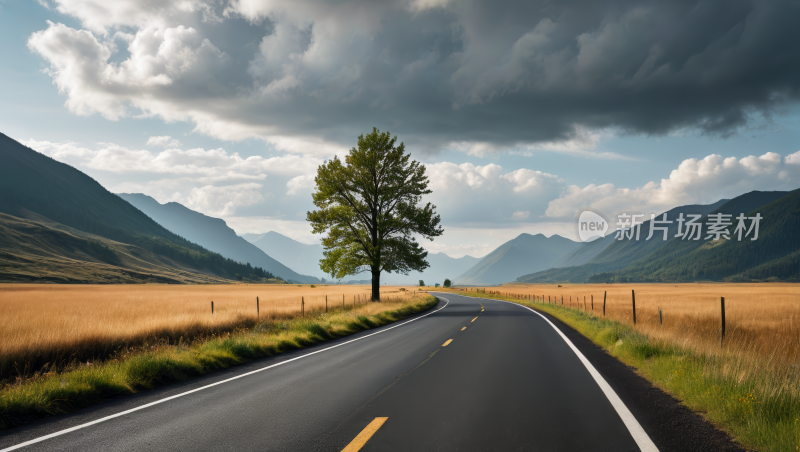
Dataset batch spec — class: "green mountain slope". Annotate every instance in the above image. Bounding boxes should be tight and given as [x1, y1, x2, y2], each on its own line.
[0, 133, 279, 283]
[516, 199, 732, 283]
[597, 189, 799, 282]
[118, 194, 316, 283]
[455, 233, 580, 285]
[0, 212, 228, 284]
[551, 234, 616, 268]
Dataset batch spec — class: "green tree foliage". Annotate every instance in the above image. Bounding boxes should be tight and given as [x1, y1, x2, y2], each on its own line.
[307, 128, 443, 301]
[419, 280, 425, 286]
[443, 278, 451, 287]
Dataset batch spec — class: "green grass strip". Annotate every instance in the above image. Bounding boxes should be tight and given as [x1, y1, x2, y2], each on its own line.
[445, 290, 799, 452]
[0, 296, 438, 429]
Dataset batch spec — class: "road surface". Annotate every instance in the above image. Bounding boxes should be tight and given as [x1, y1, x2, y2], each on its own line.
[0, 293, 742, 451]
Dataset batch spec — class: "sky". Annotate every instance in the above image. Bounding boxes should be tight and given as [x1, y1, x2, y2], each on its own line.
[1, 0, 800, 258]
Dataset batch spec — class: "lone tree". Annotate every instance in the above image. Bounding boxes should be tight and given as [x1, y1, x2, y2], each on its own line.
[308, 128, 443, 301]
[443, 278, 451, 288]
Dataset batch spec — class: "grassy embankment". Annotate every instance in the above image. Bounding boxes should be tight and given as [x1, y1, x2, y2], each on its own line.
[0, 292, 437, 429]
[438, 286, 799, 452]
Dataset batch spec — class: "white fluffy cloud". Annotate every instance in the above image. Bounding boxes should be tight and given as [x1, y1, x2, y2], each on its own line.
[426, 162, 563, 224]
[21, 137, 327, 218]
[286, 174, 316, 196]
[28, 21, 228, 121]
[546, 152, 800, 219]
[23, 139, 322, 181]
[184, 183, 264, 216]
[146, 135, 182, 147]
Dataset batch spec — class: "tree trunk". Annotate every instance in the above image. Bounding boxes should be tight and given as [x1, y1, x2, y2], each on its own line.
[371, 267, 381, 301]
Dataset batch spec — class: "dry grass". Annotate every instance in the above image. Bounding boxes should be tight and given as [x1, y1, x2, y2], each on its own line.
[0, 284, 421, 382]
[453, 283, 800, 374]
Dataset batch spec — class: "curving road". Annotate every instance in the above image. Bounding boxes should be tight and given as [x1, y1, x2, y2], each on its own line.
[0, 293, 742, 451]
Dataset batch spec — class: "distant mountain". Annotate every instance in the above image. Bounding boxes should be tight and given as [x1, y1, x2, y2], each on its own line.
[455, 233, 580, 285]
[244, 231, 326, 279]
[0, 132, 277, 284]
[551, 234, 616, 268]
[118, 194, 319, 284]
[517, 199, 732, 283]
[594, 190, 797, 282]
[0, 212, 225, 284]
[390, 252, 480, 286]
[244, 231, 479, 285]
[241, 233, 266, 243]
[518, 190, 792, 283]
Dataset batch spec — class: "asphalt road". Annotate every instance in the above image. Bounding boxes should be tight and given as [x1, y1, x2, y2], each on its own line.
[0, 293, 742, 451]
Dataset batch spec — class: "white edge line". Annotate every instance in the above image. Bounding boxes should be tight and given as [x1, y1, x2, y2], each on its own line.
[1, 297, 450, 452]
[440, 293, 659, 452]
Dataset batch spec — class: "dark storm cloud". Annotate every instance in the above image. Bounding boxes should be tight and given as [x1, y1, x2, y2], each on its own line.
[31, 0, 800, 151]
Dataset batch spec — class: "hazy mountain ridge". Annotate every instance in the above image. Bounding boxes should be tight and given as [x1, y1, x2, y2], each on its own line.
[517, 190, 793, 284]
[118, 194, 318, 284]
[593, 190, 798, 282]
[455, 233, 581, 285]
[243, 231, 478, 285]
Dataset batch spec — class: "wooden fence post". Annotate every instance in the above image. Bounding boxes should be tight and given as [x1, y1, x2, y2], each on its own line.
[302, 297, 305, 317]
[659, 306, 662, 327]
[211, 301, 214, 314]
[591, 295, 594, 311]
[632, 290, 636, 325]
[720, 297, 726, 345]
[343, 294, 345, 308]
[326, 295, 328, 313]
[257, 297, 259, 319]
[603, 291, 607, 316]
[584, 296, 586, 311]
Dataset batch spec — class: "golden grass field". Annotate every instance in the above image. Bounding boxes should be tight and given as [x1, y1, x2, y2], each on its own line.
[0, 284, 422, 381]
[451, 282, 800, 393]
[464, 283, 799, 355]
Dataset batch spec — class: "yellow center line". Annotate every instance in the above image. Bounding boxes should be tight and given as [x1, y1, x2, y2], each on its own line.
[461, 326, 466, 331]
[471, 317, 478, 322]
[341, 417, 389, 452]
[442, 339, 453, 346]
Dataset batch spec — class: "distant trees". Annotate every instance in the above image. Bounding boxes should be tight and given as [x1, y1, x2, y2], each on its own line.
[443, 278, 451, 288]
[419, 280, 425, 286]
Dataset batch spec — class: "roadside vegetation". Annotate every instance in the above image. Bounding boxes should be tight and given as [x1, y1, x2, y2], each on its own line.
[439, 284, 799, 452]
[0, 287, 436, 428]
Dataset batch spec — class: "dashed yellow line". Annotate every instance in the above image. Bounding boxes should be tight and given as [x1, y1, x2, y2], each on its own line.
[461, 326, 466, 331]
[442, 339, 453, 347]
[341, 417, 388, 452]
[471, 317, 478, 322]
